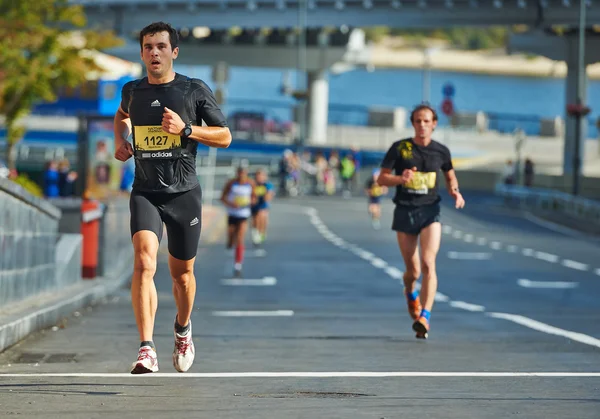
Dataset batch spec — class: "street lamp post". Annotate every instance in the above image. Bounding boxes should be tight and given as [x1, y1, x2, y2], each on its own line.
[573, 0, 587, 196]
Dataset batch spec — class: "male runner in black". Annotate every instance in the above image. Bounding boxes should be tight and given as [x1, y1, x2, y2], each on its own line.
[113, 21, 231, 373]
[377, 104, 465, 339]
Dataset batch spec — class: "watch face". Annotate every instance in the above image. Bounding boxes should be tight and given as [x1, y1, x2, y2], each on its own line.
[184, 127, 192, 136]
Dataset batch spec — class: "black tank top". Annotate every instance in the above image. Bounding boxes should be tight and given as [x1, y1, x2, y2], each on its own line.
[120, 73, 227, 194]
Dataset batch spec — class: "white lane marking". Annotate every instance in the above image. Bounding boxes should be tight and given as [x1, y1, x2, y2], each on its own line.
[253, 249, 268, 257]
[449, 301, 486, 312]
[506, 245, 518, 253]
[595, 268, 600, 276]
[534, 252, 559, 263]
[522, 248, 534, 257]
[442, 225, 453, 234]
[1, 372, 599, 378]
[476, 237, 487, 246]
[304, 207, 318, 216]
[561, 259, 589, 271]
[384, 266, 404, 279]
[212, 310, 294, 317]
[371, 258, 387, 269]
[487, 312, 600, 349]
[452, 230, 463, 239]
[434, 292, 450, 302]
[221, 277, 277, 286]
[489, 241, 502, 250]
[464, 234, 474, 243]
[517, 279, 578, 289]
[357, 250, 375, 261]
[447, 251, 492, 260]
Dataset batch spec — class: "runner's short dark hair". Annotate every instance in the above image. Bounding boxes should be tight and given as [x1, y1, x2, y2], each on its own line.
[410, 103, 438, 123]
[139, 21, 179, 50]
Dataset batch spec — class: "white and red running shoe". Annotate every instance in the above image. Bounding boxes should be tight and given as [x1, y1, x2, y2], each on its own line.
[130, 345, 159, 374]
[173, 324, 195, 372]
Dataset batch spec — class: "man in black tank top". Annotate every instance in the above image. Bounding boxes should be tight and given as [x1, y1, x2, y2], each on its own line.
[113, 21, 231, 374]
[377, 104, 465, 340]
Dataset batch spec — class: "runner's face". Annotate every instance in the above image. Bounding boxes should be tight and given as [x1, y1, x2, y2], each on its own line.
[412, 109, 437, 139]
[141, 31, 178, 78]
[256, 171, 266, 183]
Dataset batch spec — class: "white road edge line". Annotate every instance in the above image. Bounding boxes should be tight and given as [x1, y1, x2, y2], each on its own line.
[449, 301, 486, 312]
[212, 311, 294, 317]
[517, 279, 578, 289]
[447, 251, 492, 260]
[534, 252, 559, 263]
[1, 372, 599, 378]
[221, 277, 277, 286]
[561, 259, 589, 271]
[489, 241, 502, 250]
[487, 312, 600, 349]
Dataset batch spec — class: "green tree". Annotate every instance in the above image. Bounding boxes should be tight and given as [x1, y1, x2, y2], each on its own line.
[362, 26, 391, 43]
[0, 0, 122, 170]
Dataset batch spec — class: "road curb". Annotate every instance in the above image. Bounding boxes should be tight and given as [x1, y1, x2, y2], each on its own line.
[0, 265, 133, 354]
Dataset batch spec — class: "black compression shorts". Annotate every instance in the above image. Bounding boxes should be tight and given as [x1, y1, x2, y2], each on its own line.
[130, 185, 202, 260]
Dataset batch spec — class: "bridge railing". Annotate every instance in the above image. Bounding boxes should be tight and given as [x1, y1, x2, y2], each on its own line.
[495, 182, 600, 226]
[0, 178, 61, 306]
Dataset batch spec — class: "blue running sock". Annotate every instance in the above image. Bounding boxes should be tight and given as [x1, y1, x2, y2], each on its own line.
[420, 309, 431, 321]
[406, 290, 419, 301]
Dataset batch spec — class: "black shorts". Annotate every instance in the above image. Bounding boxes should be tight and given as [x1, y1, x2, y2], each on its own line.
[130, 185, 202, 261]
[228, 215, 249, 226]
[392, 202, 441, 235]
[369, 197, 381, 205]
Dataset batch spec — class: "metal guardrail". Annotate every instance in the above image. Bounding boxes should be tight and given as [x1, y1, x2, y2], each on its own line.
[495, 183, 600, 225]
[0, 178, 61, 307]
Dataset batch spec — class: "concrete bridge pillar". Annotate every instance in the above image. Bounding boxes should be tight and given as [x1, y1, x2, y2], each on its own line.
[564, 36, 588, 177]
[508, 28, 600, 176]
[307, 69, 329, 145]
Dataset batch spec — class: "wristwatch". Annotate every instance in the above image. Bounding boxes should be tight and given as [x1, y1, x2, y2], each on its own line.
[182, 123, 193, 137]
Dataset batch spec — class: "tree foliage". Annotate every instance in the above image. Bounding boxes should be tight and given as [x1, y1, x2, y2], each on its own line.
[0, 0, 122, 170]
[363, 26, 509, 51]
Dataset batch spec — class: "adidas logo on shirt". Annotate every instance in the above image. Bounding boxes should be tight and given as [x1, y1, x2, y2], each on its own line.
[190, 217, 199, 226]
[151, 100, 161, 107]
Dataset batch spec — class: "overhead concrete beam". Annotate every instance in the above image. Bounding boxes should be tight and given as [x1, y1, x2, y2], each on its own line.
[106, 42, 349, 70]
[73, 1, 600, 31]
[508, 29, 600, 64]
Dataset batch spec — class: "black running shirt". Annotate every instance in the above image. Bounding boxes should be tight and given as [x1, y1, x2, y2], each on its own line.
[120, 73, 227, 194]
[381, 138, 453, 207]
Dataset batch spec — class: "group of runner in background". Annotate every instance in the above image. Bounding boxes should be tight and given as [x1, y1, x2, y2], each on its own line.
[220, 151, 388, 276]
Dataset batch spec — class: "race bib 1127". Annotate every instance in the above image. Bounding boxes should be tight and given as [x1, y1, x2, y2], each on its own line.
[134, 126, 181, 152]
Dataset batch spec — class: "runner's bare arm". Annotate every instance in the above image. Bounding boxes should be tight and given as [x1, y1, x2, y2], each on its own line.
[265, 188, 274, 202]
[188, 126, 232, 149]
[161, 107, 231, 148]
[220, 179, 236, 208]
[443, 169, 460, 195]
[444, 169, 465, 208]
[250, 180, 257, 205]
[376, 167, 415, 187]
[114, 106, 132, 147]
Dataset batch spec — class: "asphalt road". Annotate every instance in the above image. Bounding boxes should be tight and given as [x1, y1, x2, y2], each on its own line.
[0, 192, 598, 418]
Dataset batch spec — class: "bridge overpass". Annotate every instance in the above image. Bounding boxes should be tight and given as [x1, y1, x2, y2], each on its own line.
[73, 0, 600, 30]
[72, 0, 600, 176]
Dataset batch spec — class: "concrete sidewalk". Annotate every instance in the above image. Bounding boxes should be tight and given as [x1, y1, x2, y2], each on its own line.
[0, 204, 226, 354]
